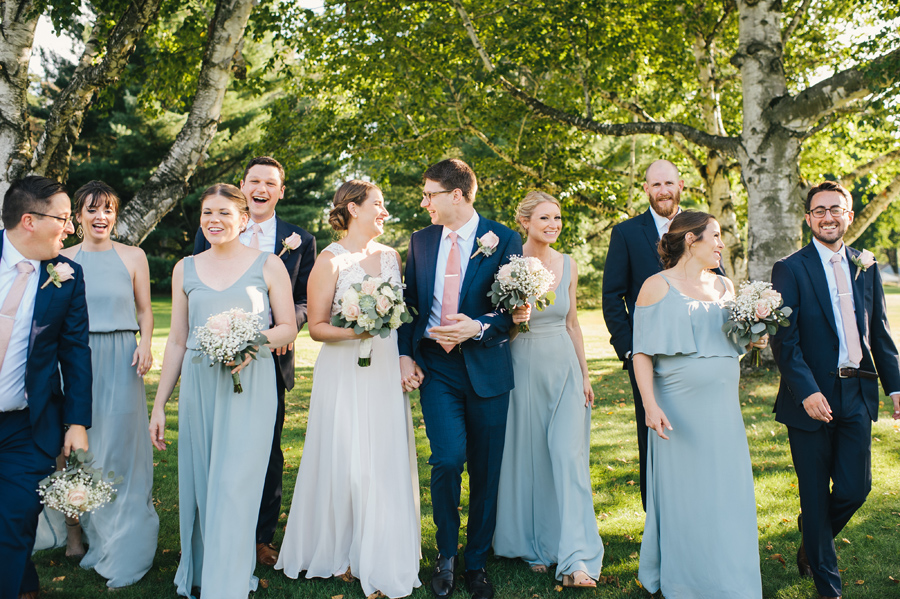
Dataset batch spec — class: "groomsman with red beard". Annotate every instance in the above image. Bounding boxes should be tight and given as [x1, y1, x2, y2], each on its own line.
[602, 159, 723, 510]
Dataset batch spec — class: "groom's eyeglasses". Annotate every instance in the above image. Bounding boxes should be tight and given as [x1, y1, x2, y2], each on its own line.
[422, 189, 455, 202]
[807, 206, 850, 218]
[28, 211, 74, 225]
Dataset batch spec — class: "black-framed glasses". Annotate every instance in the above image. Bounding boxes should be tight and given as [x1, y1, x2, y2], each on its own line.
[28, 211, 74, 225]
[422, 189, 455, 202]
[807, 206, 850, 218]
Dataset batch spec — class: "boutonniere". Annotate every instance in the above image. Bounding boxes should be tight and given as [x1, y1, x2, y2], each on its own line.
[278, 232, 302, 258]
[851, 249, 876, 280]
[40, 262, 75, 289]
[471, 231, 500, 259]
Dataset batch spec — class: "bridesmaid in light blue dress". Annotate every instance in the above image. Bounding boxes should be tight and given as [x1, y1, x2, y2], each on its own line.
[633, 211, 763, 599]
[493, 192, 603, 588]
[35, 181, 158, 588]
[149, 184, 298, 599]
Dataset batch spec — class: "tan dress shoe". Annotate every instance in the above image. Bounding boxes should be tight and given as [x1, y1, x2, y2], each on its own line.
[256, 542, 279, 566]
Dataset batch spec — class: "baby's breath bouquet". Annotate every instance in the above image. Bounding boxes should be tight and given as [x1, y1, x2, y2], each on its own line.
[38, 449, 121, 519]
[331, 275, 415, 366]
[192, 308, 269, 393]
[722, 280, 792, 366]
[488, 256, 556, 333]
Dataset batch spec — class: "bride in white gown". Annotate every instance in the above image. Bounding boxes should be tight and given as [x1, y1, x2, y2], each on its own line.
[275, 180, 421, 598]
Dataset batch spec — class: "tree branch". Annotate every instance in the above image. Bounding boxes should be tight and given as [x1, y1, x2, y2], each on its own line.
[782, 0, 813, 46]
[839, 148, 900, 189]
[845, 171, 900, 244]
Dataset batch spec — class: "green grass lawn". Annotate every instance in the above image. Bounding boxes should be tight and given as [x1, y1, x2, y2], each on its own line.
[33, 295, 900, 598]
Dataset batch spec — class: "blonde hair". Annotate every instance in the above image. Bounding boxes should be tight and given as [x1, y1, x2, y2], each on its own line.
[515, 190, 560, 233]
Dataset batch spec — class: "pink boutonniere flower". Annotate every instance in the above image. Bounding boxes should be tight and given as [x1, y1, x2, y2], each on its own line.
[278, 233, 303, 258]
[851, 249, 876, 280]
[471, 231, 500, 259]
[40, 262, 75, 289]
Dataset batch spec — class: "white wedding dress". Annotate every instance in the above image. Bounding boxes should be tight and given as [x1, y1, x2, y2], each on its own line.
[276, 242, 422, 598]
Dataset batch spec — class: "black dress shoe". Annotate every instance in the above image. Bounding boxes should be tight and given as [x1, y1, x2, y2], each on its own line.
[431, 554, 457, 598]
[464, 568, 494, 599]
[797, 544, 813, 578]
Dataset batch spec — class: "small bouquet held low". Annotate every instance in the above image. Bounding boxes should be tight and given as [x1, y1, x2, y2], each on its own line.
[192, 308, 269, 393]
[722, 280, 792, 366]
[38, 449, 121, 519]
[488, 255, 556, 333]
[331, 275, 416, 366]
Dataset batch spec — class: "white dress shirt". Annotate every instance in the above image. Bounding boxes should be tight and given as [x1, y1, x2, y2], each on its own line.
[426, 211, 480, 338]
[0, 232, 41, 411]
[239, 212, 277, 253]
[812, 238, 859, 369]
[650, 206, 682, 238]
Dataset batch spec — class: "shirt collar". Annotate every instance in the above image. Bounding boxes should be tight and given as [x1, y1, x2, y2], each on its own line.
[442, 211, 480, 242]
[1, 231, 40, 273]
[812, 237, 846, 265]
[649, 206, 681, 231]
[250, 212, 277, 235]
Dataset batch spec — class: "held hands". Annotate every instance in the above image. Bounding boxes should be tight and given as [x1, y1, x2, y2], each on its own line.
[511, 304, 532, 325]
[274, 342, 294, 356]
[400, 355, 424, 392]
[428, 314, 481, 346]
[645, 402, 673, 440]
[62, 425, 88, 457]
[891, 393, 900, 421]
[132, 341, 153, 377]
[802, 392, 833, 422]
[149, 408, 167, 450]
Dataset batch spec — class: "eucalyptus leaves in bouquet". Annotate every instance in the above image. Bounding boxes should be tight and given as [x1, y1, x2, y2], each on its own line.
[488, 256, 556, 333]
[722, 280, 792, 366]
[38, 449, 122, 519]
[192, 308, 269, 393]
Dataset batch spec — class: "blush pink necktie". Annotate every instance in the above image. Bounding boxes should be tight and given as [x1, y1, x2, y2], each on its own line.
[439, 232, 460, 353]
[249, 223, 262, 249]
[830, 253, 863, 365]
[0, 260, 34, 370]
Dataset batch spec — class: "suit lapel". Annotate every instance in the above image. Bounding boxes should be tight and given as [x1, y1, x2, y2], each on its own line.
[460, 217, 490, 302]
[846, 246, 867, 338]
[29, 261, 54, 356]
[421, 226, 441, 310]
[640, 210, 661, 265]
[799, 243, 839, 337]
[274, 217, 288, 260]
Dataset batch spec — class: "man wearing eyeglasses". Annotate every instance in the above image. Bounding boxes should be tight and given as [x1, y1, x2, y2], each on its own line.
[398, 159, 521, 599]
[0, 176, 92, 599]
[771, 181, 900, 599]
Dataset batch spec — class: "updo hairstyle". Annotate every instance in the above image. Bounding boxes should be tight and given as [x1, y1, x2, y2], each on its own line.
[515, 190, 560, 234]
[329, 180, 380, 232]
[658, 210, 715, 269]
[200, 183, 249, 215]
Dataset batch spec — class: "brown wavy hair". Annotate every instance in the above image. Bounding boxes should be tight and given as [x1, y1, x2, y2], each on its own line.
[329, 180, 380, 232]
[200, 183, 249, 215]
[658, 210, 715, 269]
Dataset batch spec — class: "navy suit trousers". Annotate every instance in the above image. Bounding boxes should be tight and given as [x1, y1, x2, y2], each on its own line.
[256, 377, 287, 544]
[419, 341, 509, 570]
[0, 409, 56, 598]
[788, 377, 872, 598]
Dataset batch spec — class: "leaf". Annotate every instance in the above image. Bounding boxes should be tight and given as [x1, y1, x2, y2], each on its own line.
[769, 554, 786, 566]
[750, 322, 767, 334]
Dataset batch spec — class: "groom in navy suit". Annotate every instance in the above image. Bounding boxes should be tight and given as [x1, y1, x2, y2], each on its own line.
[398, 159, 521, 599]
[0, 176, 92, 599]
[772, 181, 900, 599]
[193, 156, 315, 565]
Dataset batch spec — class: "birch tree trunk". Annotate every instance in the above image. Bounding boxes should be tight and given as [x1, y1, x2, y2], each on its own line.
[0, 0, 38, 204]
[117, 0, 254, 245]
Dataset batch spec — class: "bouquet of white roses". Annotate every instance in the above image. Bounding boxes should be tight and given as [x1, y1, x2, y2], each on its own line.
[487, 255, 556, 333]
[722, 280, 792, 366]
[331, 275, 415, 366]
[192, 308, 269, 393]
[38, 449, 121, 519]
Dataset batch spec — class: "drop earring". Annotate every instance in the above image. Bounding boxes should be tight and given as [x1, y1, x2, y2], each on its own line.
[76, 224, 83, 239]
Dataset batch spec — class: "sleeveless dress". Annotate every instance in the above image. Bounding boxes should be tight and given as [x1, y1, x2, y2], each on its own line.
[33, 248, 159, 587]
[492, 256, 604, 581]
[634, 276, 762, 598]
[175, 253, 277, 599]
[275, 243, 421, 599]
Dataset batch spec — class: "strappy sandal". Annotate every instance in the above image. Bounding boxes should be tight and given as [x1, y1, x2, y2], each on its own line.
[561, 570, 596, 588]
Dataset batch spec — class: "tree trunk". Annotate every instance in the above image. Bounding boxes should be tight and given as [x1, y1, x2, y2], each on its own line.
[0, 0, 38, 209]
[733, 0, 803, 282]
[117, 0, 254, 246]
[844, 172, 900, 245]
[30, 0, 163, 180]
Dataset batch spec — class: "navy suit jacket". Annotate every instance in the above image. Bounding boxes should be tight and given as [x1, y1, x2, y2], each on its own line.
[771, 242, 900, 431]
[602, 208, 725, 364]
[0, 235, 92, 456]
[397, 215, 522, 398]
[193, 217, 315, 391]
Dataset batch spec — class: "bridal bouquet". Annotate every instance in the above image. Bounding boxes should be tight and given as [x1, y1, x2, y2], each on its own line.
[488, 256, 556, 333]
[192, 308, 269, 393]
[331, 275, 415, 366]
[38, 449, 122, 519]
[722, 280, 792, 366]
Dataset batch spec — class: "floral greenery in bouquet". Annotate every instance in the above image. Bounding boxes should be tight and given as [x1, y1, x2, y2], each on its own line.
[331, 274, 416, 366]
[487, 255, 556, 333]
[192, 308, 269, 393]
[38, 449, 122, 519]
[722, 280, 792, 366]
